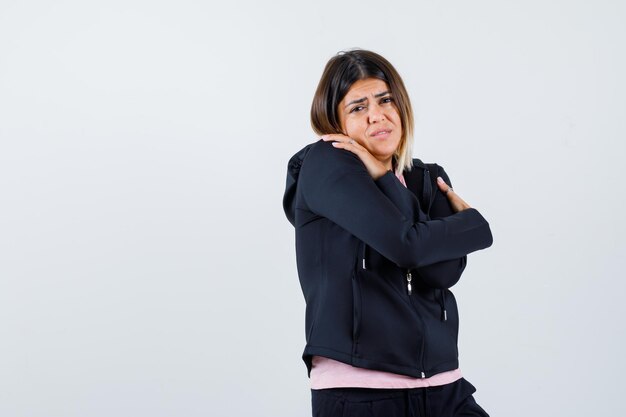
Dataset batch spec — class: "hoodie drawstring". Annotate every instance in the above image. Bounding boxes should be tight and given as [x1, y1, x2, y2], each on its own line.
[440, 289, 447, 321]
[361, 242, 368, 269]
[422, 168, 433, 215]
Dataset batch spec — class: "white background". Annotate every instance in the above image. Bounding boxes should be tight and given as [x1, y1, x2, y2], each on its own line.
[1, 1, 624, 416]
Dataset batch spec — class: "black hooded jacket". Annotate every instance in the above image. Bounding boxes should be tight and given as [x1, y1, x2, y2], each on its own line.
[283, 139, 493, 379]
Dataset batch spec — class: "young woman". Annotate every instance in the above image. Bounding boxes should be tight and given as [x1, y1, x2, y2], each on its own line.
[283, 49, 494, 417]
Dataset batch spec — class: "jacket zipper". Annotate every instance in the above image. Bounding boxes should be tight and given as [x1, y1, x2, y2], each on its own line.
[419, 335, 426, 378]
[353, 241, 366, 356]
[405, 268, 427, 378]
[406, 270, 412, 295]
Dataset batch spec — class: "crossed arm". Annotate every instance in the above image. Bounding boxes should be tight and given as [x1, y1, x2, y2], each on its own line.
[299, 142, 493, 279]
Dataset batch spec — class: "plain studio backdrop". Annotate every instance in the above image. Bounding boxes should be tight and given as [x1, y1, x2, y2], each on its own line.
[1, 1, 624, 416]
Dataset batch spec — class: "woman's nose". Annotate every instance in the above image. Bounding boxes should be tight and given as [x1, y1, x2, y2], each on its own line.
[368, 104, 385, 123]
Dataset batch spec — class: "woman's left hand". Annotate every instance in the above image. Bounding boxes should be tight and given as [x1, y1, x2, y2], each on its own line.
[321, 134, 389, 180]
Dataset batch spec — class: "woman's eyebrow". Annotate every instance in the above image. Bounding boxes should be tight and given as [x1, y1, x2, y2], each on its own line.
[344, 91, 391, 108]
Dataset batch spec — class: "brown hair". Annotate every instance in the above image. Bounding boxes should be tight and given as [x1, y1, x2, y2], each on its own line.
[310, 49, 415, 174]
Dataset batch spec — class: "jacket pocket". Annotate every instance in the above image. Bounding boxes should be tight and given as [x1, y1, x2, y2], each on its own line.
[421, 289, 460, 371]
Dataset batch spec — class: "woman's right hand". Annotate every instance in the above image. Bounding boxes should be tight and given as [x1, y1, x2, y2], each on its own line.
[320, 134, 389, 180]
[436, 176, 472, 213]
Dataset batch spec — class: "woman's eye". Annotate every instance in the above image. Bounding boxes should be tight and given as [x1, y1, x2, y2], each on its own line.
[382, 97, 393, 103]
[350, 106, 365, 113]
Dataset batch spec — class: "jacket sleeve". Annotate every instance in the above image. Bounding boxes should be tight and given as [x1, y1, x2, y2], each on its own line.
[412, 165, 468, 288]
[373, 169, 425, 222]
[372, 163, 469, 288]
[299, 141, 493, 269]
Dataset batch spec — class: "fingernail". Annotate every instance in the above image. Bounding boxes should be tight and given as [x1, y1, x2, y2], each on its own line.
[437, 176, 444, 183]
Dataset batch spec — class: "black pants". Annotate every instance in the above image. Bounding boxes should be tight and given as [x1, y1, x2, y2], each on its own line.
[311, 378, 489, 417]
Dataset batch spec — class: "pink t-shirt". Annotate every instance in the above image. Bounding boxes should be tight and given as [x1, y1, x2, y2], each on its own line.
[310, 171, 463, 390]
[310, 356, 463, 389]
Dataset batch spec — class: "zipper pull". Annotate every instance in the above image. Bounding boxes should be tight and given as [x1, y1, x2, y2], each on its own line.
[406, 270, 412, 295]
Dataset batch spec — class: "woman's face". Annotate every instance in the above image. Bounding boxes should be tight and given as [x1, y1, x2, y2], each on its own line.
[338, 78, 403, 167]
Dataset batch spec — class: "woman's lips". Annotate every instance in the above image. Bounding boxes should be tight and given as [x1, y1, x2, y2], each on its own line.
[372, 130, 391, 139]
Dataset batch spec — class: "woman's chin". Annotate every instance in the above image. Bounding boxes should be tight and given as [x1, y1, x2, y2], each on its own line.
[371, 143, 399, 158]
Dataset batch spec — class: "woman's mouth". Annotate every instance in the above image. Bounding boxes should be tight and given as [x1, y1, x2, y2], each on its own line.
[371, 129, 392, 139]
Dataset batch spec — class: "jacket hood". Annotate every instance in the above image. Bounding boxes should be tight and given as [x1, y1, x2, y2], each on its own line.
[283, 141, 317, 227]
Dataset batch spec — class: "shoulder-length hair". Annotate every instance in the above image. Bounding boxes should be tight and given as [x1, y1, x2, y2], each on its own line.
[310, 48, 415, 175]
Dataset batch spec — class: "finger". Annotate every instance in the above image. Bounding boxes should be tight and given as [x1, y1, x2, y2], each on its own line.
[436, 176, 454, 194]
[331, 139, 361, 151]
[321, 133, 350, 142]
[322, 135, 361, 149]
[331, 141, 354, 150]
